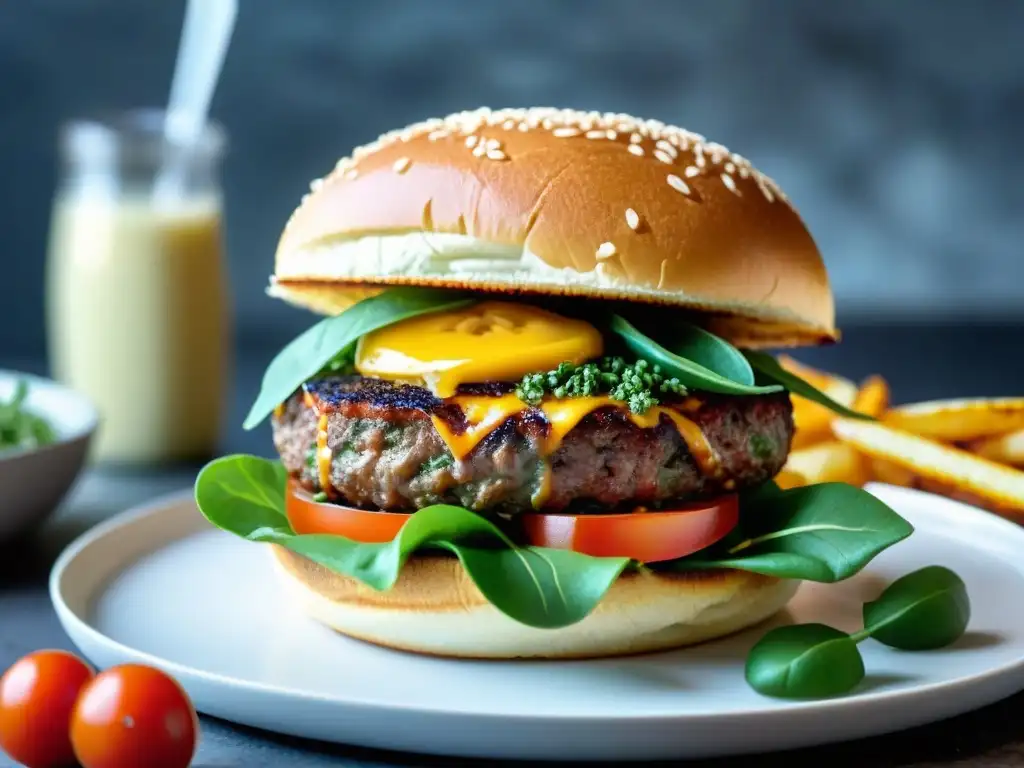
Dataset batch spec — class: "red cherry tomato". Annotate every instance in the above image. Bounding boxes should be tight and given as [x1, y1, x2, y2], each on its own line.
[70, 664, 198, 768]
[520, 495, 740, 562]
[0, 649, 95, 768]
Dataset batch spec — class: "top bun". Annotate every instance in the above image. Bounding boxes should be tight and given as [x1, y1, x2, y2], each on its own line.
[269, 107, 837, 347]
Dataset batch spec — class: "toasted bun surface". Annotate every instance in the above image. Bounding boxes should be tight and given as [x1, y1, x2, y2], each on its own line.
[270, 545, 799, 659]
[270, 107, 836, 347]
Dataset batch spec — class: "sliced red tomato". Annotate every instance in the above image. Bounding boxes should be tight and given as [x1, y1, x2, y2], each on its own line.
[520, 496, 740, 562]
[287, 484, 411, 542]
[286, 483, 737, 562]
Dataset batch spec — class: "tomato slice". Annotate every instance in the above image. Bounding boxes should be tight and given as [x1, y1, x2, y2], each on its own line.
[287, 483, 411, 541]
[520, 496, 740, 562]
[286, 483, 738, 562]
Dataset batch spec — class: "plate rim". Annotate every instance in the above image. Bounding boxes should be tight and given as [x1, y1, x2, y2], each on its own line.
[49, 482, 1024, 725]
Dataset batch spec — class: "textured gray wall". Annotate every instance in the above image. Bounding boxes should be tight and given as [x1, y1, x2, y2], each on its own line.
[1, 0, 1022, 357]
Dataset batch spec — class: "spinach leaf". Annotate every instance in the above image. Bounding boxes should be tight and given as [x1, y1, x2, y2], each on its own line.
[743, 350, 874, 420]
[672, 482, 914, 582]
[243, 288, 476, 430]
[609, 315, 782, 396]
[862, 565, 970, 650]
[745, 623, 865, 699]
[195, 455, 629, 629]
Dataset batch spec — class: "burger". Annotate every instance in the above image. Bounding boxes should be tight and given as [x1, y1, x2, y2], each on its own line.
[194, 107, 912, 659]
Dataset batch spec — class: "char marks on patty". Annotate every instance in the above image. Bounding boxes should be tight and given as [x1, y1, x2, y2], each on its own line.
[273, 376, 793, 516]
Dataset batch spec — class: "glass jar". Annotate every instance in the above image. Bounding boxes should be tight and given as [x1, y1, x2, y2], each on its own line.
[45, 109, 232, 465]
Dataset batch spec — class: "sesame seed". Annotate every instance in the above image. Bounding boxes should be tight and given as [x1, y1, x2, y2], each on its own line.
[472, 144, 486, 157]
[465, 135, 479, 148]
[654, 150, 674, 165]
[586, 130, 607, 139]
[596, 241, 617, 260]
[487, 149, 508, 161]
[553, 127, 579, 138]
[518, 122, 530, 132]
[542, 118, 554, 129]
[739, 165, 750, 178]
[725, 162, 736, 173]
[629, 133, 643, 144]
[684, 166, 700, 178]
[427, 130, 449, 141]
[485, 137, 501, 149]
[627, 144, 645, 157]
[625, 208, 641, 230]
[656, 140, 677, 157]
[393, 157, 411, 174]
[343, 169, 358, 180]
[721, 173, 739, 194]
[667, 174, 691, 195]
[502, 119, 516, 130]
[310, 178, 324, 192]
[605, 129, 617, 140]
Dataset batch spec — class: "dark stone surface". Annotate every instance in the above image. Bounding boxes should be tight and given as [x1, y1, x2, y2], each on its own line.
[2, 325, 1024, 765]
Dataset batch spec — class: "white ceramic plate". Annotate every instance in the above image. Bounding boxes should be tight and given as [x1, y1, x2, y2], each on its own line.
[50, 483, 1024, 761]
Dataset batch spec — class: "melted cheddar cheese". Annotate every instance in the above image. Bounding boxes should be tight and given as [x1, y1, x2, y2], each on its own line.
[355, 301, 603, 397]
[430, 394, 719, 479]
[315, 413, 332, 491]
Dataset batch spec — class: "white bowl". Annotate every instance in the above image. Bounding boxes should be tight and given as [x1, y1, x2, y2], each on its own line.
[0, 370, 98, 542]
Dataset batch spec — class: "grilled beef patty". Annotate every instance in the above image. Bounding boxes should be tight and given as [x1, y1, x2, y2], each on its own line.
[272, 376, 793, 515]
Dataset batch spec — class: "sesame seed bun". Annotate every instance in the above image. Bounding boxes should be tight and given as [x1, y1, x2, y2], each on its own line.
[269, 545, 799, 659]
[269, 107, 836, 348]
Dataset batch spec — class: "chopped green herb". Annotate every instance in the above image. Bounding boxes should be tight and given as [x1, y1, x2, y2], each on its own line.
[312, 491, 328, 503]
[305, 448, 316, 468]
[0, 380, 57, 452]
[515, 357, 686, 414]
[419, 453, 454, 475]
[749, 433, 775, 461]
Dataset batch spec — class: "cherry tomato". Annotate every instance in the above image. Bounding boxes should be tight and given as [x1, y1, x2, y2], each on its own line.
[70, 664, 198, 768]
[286, 482, 410, 541]
[520, 495, 740, 562]
[0, 649, 95, 768]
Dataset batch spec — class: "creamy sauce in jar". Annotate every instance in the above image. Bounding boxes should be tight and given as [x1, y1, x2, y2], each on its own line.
[45, 193, 230, 463]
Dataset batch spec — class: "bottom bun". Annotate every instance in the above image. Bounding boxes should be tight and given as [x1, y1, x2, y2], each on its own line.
[269, 545, 799, 659]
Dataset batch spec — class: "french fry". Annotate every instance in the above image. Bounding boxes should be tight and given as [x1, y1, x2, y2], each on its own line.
[883, 397, 1024, 442]
[966, 428, 1024, 468]
[851, 375, 890, 419]
[869, 458, 918, 488]
[832, 417, 1024, 517]
[784, 441, 871, 487]
[774, 467, 808, 490]
[776, 355, 837, 391]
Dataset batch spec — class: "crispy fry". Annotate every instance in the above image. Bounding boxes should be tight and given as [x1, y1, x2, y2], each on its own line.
[774, 467, 808, 490]
[966, 428, 1024, 468]
[852, 375, 890, 419]
[789, 378, 859, 450]
[869, 458, 917, 488]
[832, 417, 1024, 516]
[883, 397, 1024, 442]
[776, 355, 836, 390]
[784, 441, 871, 487]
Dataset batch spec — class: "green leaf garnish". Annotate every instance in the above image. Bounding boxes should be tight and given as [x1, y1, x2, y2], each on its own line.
[746, 565, 971, 699]
[743, 350, 874, 419]
[672, 483, 914, 582]
[862, 565, 970, 650]
[242, 288, 476, 430]
[609, 315, 782, 396]
[0, 380, 57, 451]
[195, 452, 918, 634]
[745, 623, 865, 699]
[195, 455, 629, 629]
